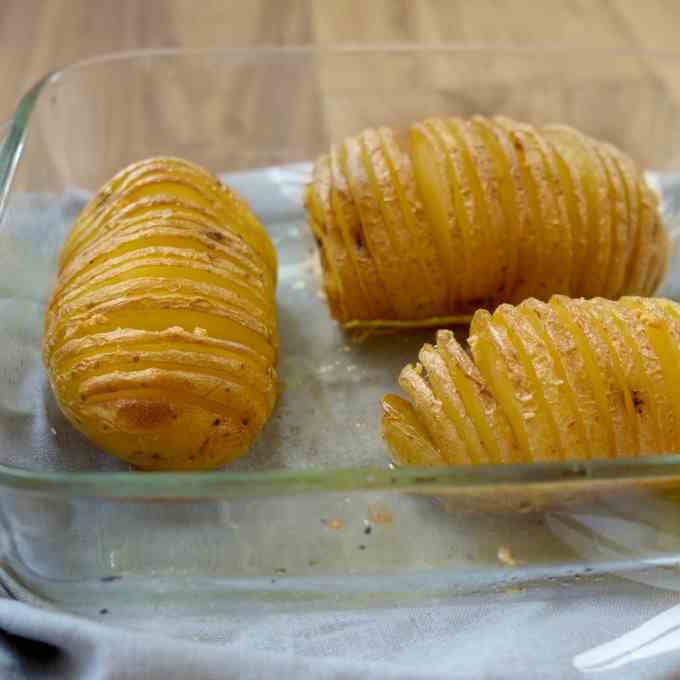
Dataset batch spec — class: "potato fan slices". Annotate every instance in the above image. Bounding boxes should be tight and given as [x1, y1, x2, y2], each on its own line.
[306, 116, 667, 327]
[44, 157, 278, 471]
[382, 297, 680, 466]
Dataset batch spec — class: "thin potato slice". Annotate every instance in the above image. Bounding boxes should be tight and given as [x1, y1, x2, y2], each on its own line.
[470, 310, 560, 462]
[542, 135, 589, 297]
[399, 364, 469, 461]
[328, 147, 381, 320]
[497, 117, 571, 298]
[53, 327, 271, 371]
[622, 298, 680, 451]
[549, 296, 616, 457]
[592, 140, 629, 298]
[520, 300, 590, 459]
[471, 116, 523, 303]
[63, 159, 276, 277]
[465, 341, 524, 461]
[629, 180, 660, 295]
[491, 305, 561, 459]
[426, 117, 488, 308]
[595, 299, 666, 452]
[436, 330, 517, 464]
[410, 122, 460, 308]
[600, 143, 640, 295]
[501, 299, 605, 460]
[382, 394, 447, 467]
[378, 127, 448, 315]
[579, 301, 641, 456]
[334, 141, 395, 319]
[56, 251, 270, 312]
[495, 304, 571, 460]
[654, 302, 680, 403]
[447, 117, 506, 304]
[417, 345, 483, 464]
[644, 216, 669, 295]
[305, 158, 350, 320]
[59, 223, 271, 296]
[493, 118, 548, 302]
[524, 125, 572, 296]
[552, 297, 628, 457]
[542, 125, 611, 298]
[359, 129, 431, 318]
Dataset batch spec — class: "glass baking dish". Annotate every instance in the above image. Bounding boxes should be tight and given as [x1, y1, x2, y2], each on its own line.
[3, 45, 680, 630]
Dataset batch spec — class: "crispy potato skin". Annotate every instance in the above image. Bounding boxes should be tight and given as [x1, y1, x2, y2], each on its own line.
[44, 157, 278, 471]
[382, 297, 680, 466]
[307, 116, 667, 328]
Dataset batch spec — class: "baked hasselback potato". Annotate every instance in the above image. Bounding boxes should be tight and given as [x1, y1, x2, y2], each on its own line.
[44, 157, 278, 470]
[306, 116, 667, 328]
[382, 297, 680, 465]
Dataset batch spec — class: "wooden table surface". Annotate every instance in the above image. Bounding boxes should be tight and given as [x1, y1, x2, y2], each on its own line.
[2, 0, 680, 123]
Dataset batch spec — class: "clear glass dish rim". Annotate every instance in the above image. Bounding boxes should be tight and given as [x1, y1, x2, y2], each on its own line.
[3, 44, 680, 498]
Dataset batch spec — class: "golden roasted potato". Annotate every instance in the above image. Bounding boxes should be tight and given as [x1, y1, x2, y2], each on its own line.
[306, 116, 667, 328]
[44, 157, 278, 470]
[382, 297, 680, 466]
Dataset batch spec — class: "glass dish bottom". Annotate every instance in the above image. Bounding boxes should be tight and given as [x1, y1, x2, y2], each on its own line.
[3, 163, 680, 624]
[5, 481, 680, 631]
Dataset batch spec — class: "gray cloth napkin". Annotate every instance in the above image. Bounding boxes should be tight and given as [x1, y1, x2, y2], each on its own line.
[4, 580, 680, 679]
[0, 599, 437, 679]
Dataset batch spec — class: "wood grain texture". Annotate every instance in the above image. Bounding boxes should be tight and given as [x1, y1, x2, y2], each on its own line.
[1, 1, 680, 135]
